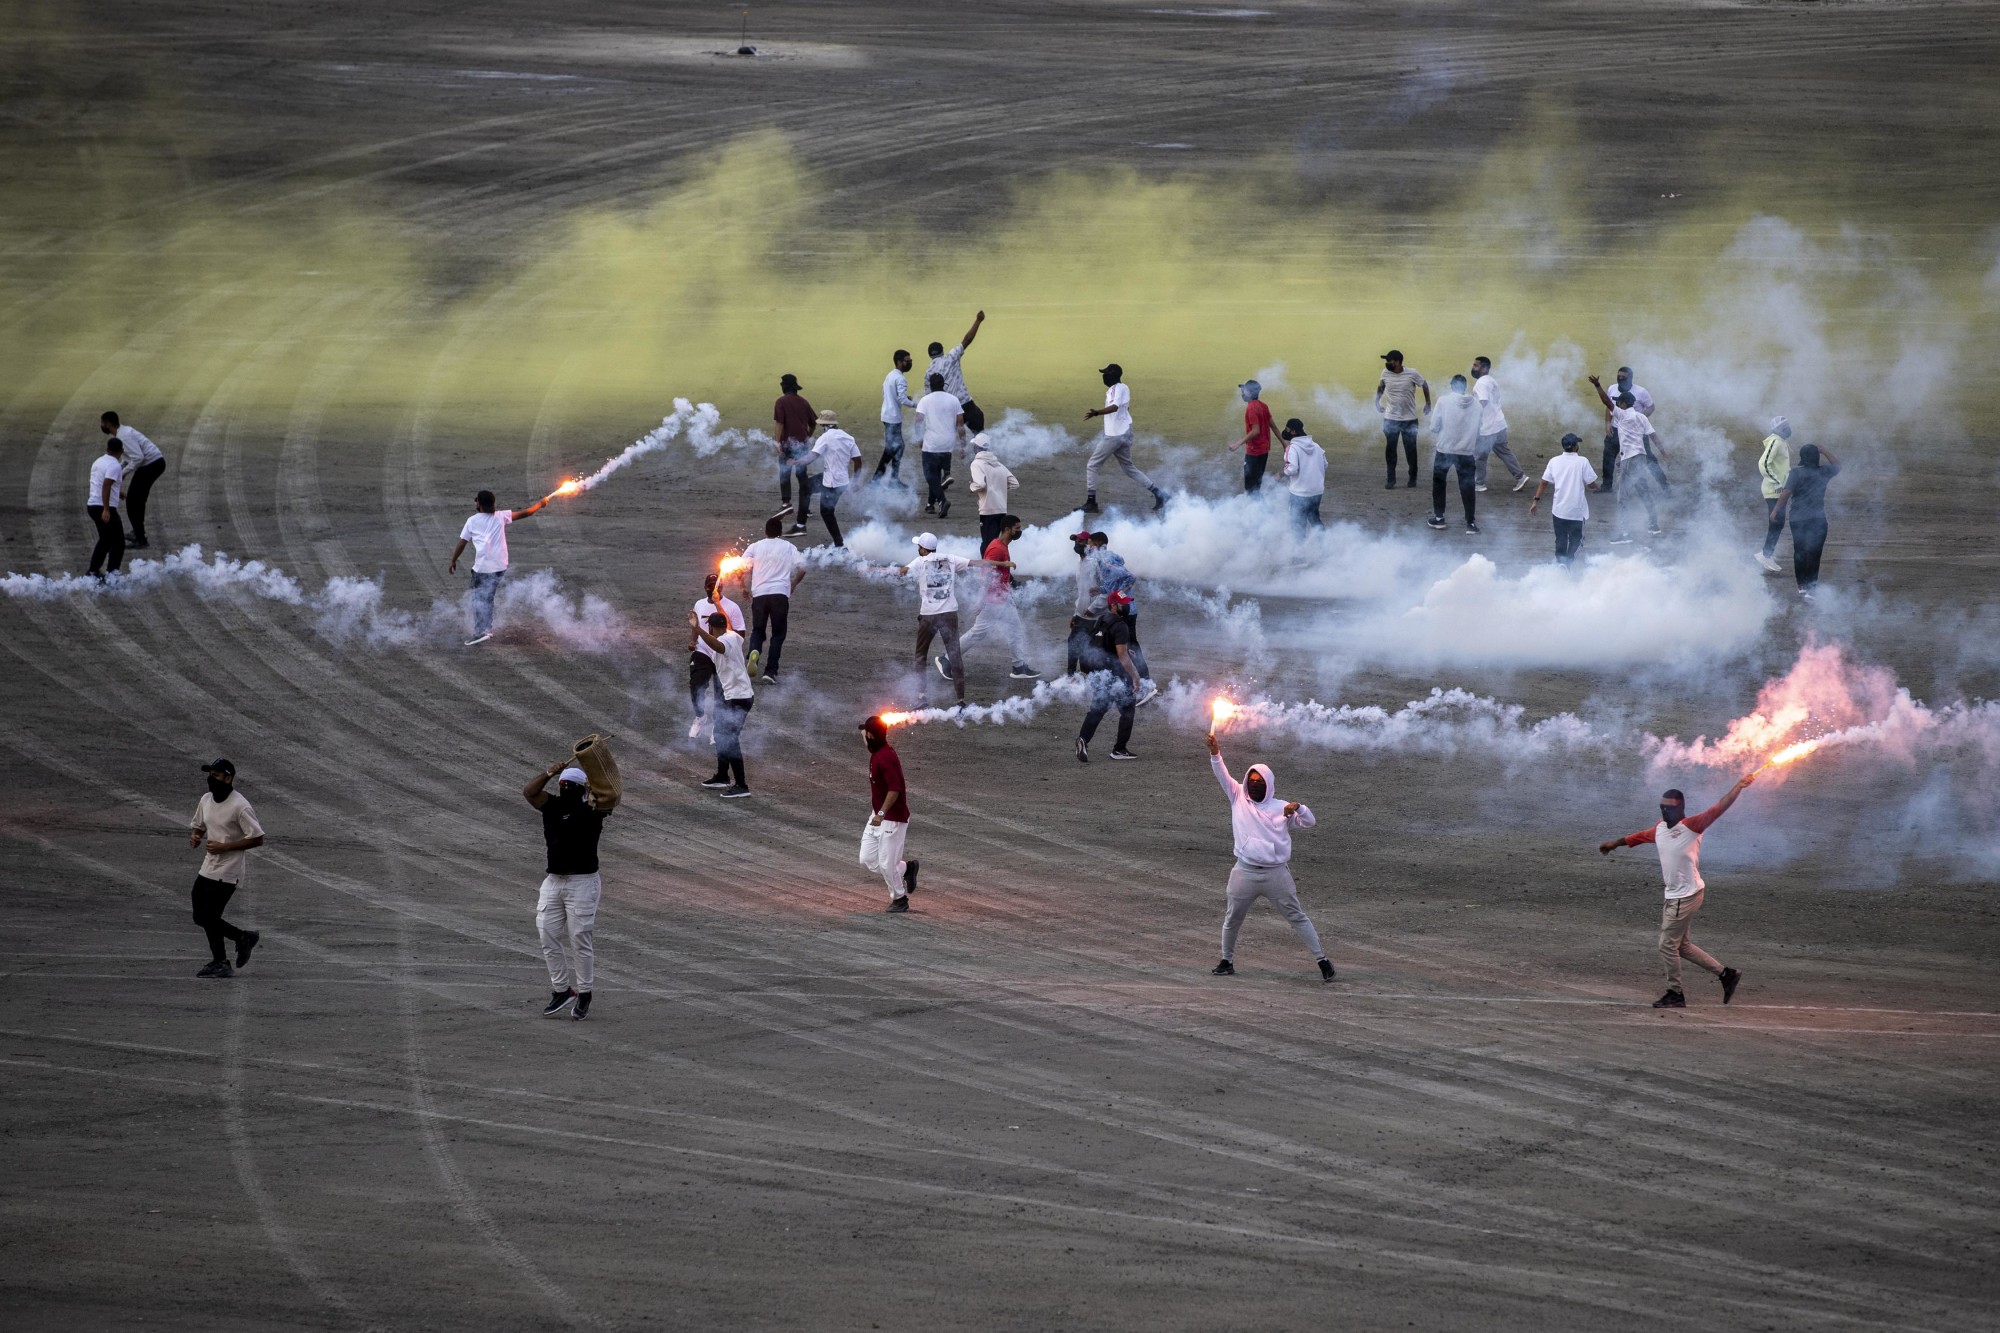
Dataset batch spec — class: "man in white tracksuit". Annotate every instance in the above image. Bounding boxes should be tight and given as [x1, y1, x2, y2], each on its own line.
[1206, 732, 1335, 982]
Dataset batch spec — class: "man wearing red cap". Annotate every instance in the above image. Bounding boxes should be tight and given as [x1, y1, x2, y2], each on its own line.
[1075, 590, 1143, 761]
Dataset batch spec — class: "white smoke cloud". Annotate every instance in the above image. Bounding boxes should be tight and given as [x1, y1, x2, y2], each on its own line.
[1166, 679, 1607, 761]
[571, 397, 774, 493]
[981, 407, 1079, 466]
[2, 544, 306, 603]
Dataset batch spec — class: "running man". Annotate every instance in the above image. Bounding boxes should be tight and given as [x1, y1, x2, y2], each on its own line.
[1527, 433, 1599, 563]
[1755, 416, 1794, 573]
[742, 515, 807, 681]
[956, 514, 1040, 680]
[876, 349, 918, 483]
[1597, 367, 1655, 489]
[915, 372, 964, 518]
[1205, 732, 1333, 983]
[448, 488, 552, 646]
[86, 435, 125, 578]
[1769, 443, 1842, 600]
[968, 432, 1019, 547]
[1426, 373, 1480, 531]
[188, 758, 265, 978]
[1599, 773, 1754, 1008]
[1082, 363, 1167, 514]
[1470, 355, 1528, 492]
[690, 611, 756, 797]
[1375, 351, 1432, 489]
[688, 570, 745, 737]
[524, 761, 610, 1018]
[1075, 590, 1142, 762]
[858, 716, 921, 913]
[928, 309, 986, 433]
[101, 411, 165, 549]
[897, 532, 978, 706]
[1090, 535, 1156, 699]
[1589, 374, 1666, 542]
[1066, 529, 1106, 676]
[1228, 379, 1276, 493]
[1279, 418, 1326, 530]
[810, 409, 861, 547]
[773, 373, 817, 534]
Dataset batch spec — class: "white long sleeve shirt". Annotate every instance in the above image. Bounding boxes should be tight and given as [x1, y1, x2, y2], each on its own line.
[1212, 754, 1315, 867]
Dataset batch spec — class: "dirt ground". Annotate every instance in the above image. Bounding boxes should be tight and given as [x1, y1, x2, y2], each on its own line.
[2, 2, 1998, 1330]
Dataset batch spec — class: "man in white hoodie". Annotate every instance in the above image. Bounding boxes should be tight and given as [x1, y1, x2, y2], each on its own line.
[968, 433, 1019, 547]
[1426, 373, 1481, 532]
[1206, 732, 1335, 982]
[1278, 418, 1326, 530]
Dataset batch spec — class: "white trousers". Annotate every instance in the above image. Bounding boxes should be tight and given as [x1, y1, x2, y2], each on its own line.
[959, 599, 1034, 669]
[537, 872, 601, 991]
[1221, 862, 1324, 963]
[859, 818, 910, 899]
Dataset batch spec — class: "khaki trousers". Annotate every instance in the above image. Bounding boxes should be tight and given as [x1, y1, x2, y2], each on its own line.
[1659, 889, 1723, 993]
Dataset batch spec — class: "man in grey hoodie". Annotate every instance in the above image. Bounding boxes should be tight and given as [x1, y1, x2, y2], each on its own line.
[1426, 373, 1481, 532]
[1206, 731, 1334, 982]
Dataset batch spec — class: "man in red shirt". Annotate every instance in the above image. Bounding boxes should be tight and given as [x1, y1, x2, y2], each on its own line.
[954, 515, 1039, 681]
[772, 373, 817, 535]
[859, 716, 919, 912]
[1599, 772, 1755, 1008]
[1228, 379, 1275, 493]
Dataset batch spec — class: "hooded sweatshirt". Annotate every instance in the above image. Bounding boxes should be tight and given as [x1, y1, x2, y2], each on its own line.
[1430, 390, 1481, 456]
[1211, 753, 1316, 866]
[970, 448, 1018, 515]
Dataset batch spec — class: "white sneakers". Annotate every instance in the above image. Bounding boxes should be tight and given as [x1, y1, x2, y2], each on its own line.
[1755, 550, 1783, 573]
[1512, 475, 1530, 492]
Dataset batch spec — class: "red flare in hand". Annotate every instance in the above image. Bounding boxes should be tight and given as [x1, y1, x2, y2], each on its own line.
[717, 555, 751, 577]
[1210, 697, 1240, 731]
[1760, 737, 1824, 771]
[877, 711, 914, 727]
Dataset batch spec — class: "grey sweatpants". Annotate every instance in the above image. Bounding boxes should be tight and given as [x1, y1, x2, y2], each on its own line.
[537, 872, 601, 992]
[1221, 862, 1325, 963]
[1085, 431, 1155, 496]
[1474, 429, 1526, 487]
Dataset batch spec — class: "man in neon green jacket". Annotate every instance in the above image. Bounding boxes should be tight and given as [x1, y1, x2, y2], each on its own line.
[1755, 416, 1793, 572]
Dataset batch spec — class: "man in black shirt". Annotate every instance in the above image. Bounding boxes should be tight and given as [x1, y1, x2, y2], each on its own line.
[1075, 591, 1143, 763]
[524, 762, 609, 1019]
[1769, 443, 1843, 600]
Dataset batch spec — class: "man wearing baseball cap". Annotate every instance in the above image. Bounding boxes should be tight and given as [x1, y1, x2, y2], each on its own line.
[894, 532, 984, 707]
[523, 761, 612, 1019]
[1375, 351, 1432, 489]
[809, 408, 861, 547]
[1081, 363, 1166, 514]
[773, 373, 817, 534]
[1228, 379, 1276, 493]
[1075, 589, 1143, 762]
[188, 759, 265, 978]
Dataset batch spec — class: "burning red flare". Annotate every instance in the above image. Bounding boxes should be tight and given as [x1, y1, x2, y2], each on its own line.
[877, 711, 914, 727]
[1761, 737, 1824, 771]
[717, 555, 751, 577]
[552, 479, 582, 497]
[1210, 697, 1240, 731]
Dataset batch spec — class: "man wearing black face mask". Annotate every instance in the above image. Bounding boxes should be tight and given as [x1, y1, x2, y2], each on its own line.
[1599, 773, 1756, 1008]
[524, 762, 610, 1019]
[188, 759, 265, 977]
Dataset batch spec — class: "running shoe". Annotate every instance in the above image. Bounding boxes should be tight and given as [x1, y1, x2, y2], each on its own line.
[1074, 737, 1089, 764]
[1609, 534, 1634, 544]
[1719, 967, 1741, 1004]
[688, 718, 706, 739]
[700, 774, 732, 788]
[934, 656, 952, 679]
[1465, 523, 1480, 535]
[720, 784, 754, 799]
[1210, 960, 1235, 976]
[542, 989, 577, 1017]
[1512, 475, 1530, 492]
[1319, 958, 1336, 983]
[1082, 496, 1100, 514]
[572, 991, 593, 1021]
[464, 633, 493, 647]
[1426, 516, 1447, 530]
[1108, 748, 1138, 760]
[903, 860, 919, 895]
[1152, 488, 1167, 511]
[1383, 479, 1396, 489]
[1651, 989, 1686, 1009]
[195, 960, 225, 978]
[1754, 551, 1782, 573]
[746, 649, 761, 675]
[1474, 484, 1489, 493]
[887, 895, 909, 913]
[1009, 666, 1042, 679]
[235, 930, 259, 969]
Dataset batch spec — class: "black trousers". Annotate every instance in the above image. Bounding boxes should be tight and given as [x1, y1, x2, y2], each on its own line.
[1079, 670, 1136, 750]
[961, 400, 985, 433]
[87, 505, 124, 574]
[1431, 453, 1476, 523]
[127, 458, 166, 542]
[1553, 516, 1585, 564]
[713, 698, 754, 786]
[1601, 432, 1619, 489]
[1243, 451, 1268, 493]
[191, 874, 245, 962]
[747, 594, 790, 674]
[1791, 518, 1828, 590]
[688, 651, 724, 716]
[922, 451, 953, 507]
[979, 513, 1007, 546]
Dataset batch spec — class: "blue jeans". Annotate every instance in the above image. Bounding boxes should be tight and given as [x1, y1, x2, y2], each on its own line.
[469, 569, 504, 635]
[1289, 492, 1323, 530]
[874, 423, 906, 481]
[1382, 420, 1418, 483]
[777, 440, 814, 517]
[818, 483, 846, 546]
[1553, 516, 1584, 564]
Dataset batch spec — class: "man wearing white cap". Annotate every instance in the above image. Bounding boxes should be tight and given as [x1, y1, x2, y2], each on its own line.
[1205, 732, 1334, 984]
[809, 409, 862, 547]
[523, 761, 611, 1019]
[968, 433, 1018, 547]
[895, 533, 975, 706]
[1756, 416, 1794, 572]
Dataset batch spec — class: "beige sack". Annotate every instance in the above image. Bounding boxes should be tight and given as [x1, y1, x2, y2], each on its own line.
[571, 733, 622, 811]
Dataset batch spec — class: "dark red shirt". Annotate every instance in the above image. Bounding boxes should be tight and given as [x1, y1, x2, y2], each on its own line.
[869, 745, 909, 822]
[1243, 399, 1274, 457]
[774, 392, 817, 444]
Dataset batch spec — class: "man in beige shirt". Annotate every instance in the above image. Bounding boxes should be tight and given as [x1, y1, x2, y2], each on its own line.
[189, 758, 266, 978]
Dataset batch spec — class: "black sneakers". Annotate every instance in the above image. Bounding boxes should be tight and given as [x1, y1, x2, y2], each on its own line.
[720, 784, 753, 799]
[1652, 989, 1686, 1009]
[887, 896, 909, 913]
[1211, 960, 1235, 976]
[235, 930, 259, 969]
[572, 991, 593, 1021]
[1719, 967, 1742, 1004]
[700, 774, 732, 788]
[903, 860, 919, 895]
[1426, 515, 1447, 529]
[542, 988, 577, 1017]
[1108, 748, 1138, 761]
[1318, 958, 1335, 983]
[1082, 496, 1100, 514]
[196, 959, 234, 978]
[1074, 737, 1089, 763]
[1151, 488, 1167, 511]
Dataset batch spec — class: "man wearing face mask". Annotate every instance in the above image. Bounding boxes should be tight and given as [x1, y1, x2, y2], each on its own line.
[1205, 733, 1335, 983]
[524, 762, 611, 1019]
[188, 759, 265, 978]
[1599, 773, 1755, 1008]
[1081, 363, 1167, 514]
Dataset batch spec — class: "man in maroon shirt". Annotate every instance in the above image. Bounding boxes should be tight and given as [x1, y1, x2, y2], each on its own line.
[773, 373, 817, 535]
[1228, 379, 1275, 493]
[858, 716, 919, 911]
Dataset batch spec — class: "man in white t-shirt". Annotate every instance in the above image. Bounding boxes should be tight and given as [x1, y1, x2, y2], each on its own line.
[1589, 374, 1667, 542]
[691, 611, 757, 798]
[100, 411, 166, 549]
[895, 531, 998, 707]
[189, 758, 266, 978]
[1082, 363, 1165, 515]
[448, 488, 552, 646]
[1278, 419, 1327, 530]
[1528, 433, 1600, 564]
[1597, 366, 1655, 488]
[688, 569, 746, 737]
[809, 409, 862, 547]
[1600, 773, 1755, 1008]
[86, 437, 126, 578]
[915, 373, 965, 518]
[875, 349, 918, 484]
[1469, 356, 1528, 492]
[742, 515, 808, 681]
